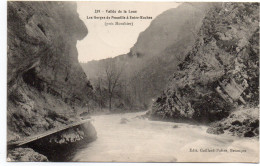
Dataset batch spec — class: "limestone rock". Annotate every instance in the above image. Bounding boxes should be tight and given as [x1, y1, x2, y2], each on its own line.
[208, 107, 259, 137]
[120, 118, 130, 124]
[207, 127, 224, 135]
[8, 148, 48, 162]
[150, 3, 259, 124]
[7, 1, 94, 139]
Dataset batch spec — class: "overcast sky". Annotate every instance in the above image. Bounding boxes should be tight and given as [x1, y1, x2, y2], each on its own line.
[77, 2, 180, 62]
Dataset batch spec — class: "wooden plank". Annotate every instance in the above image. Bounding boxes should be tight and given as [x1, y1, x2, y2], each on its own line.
[8, 119, 91, 147]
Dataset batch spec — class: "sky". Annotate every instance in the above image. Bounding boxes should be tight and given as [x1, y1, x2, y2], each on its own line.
[76, 2, 180, 62]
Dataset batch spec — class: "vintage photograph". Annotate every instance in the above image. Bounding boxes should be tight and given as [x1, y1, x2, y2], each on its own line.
[6, 1, 259, 162]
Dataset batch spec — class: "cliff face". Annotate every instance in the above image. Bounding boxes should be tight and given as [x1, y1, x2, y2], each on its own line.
[127, 3, 212, 106]
[7, 2, 93, 140]
[150, 3, 259, 124]
[130, 3, 210, 58]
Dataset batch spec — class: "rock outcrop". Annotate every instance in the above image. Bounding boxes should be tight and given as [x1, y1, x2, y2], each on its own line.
[8, 148, 48, 162]
[207, 107, 259, 137]
[7, 1, 96, 160]
[150, 3, 259, 126]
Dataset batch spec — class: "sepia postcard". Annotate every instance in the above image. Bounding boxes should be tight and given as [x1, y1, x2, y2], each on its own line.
[6, 0, 259, 163]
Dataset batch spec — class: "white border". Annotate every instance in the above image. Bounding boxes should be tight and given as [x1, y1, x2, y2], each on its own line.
[0, 0, 259, 166]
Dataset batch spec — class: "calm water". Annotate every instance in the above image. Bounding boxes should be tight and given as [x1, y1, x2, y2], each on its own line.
[72, 111, 258, 162]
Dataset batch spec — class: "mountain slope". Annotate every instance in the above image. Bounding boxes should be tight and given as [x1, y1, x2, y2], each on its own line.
[149, 3, 259, 126]
[130, 3, 210, 58]
[81, 2, 211, 110]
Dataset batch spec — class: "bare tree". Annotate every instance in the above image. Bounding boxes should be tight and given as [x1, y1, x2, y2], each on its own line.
[95, 77, 105, 110]
[103, 59, 123, 111]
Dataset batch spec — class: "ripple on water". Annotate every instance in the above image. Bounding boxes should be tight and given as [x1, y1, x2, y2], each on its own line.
[72, 112, 259, 162]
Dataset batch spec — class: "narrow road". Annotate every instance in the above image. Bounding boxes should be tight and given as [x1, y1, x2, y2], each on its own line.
[8, 119, 91, 147]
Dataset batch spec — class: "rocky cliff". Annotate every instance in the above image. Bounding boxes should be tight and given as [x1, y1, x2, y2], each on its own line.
[150, 3, 259, 128]
[129, 2, 210, 58]
[7, 1, 96, 161]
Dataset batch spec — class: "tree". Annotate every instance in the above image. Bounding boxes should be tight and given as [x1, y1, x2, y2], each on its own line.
[94, 77, 105, 110]
[103, 59, 123, 111]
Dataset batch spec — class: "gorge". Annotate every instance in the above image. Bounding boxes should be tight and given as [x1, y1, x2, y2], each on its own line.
[7, 1, 259, 162]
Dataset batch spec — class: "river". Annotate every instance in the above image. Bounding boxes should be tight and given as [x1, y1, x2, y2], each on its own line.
[72, 111, 259, 162]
